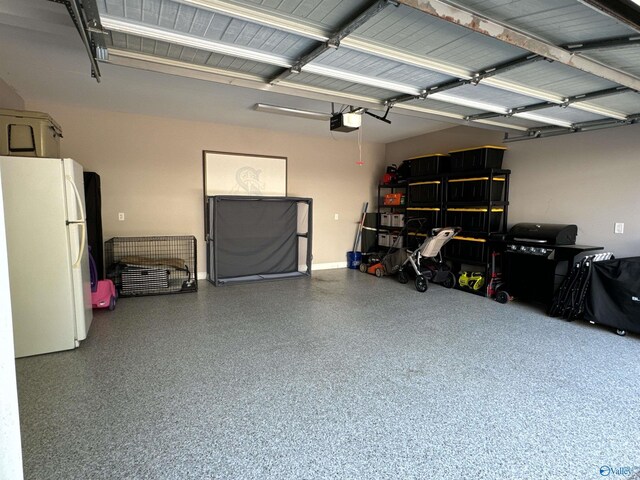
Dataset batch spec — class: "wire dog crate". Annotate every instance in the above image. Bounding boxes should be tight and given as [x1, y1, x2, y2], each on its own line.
[105, 236, 197, 297]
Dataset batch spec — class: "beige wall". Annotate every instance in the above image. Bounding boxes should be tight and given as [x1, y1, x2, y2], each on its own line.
[0, 77, 24, 110]
[504, 125, 640, 257]
[28, 101, 387, 273]
[387, 123, 640, 258]
[385, 125, 503, 164]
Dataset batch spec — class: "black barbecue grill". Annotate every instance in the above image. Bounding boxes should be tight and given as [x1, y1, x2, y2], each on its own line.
[501, 223, 603, 308]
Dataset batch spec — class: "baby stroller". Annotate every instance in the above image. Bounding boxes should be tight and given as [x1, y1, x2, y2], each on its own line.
[397, 226, 461, 292]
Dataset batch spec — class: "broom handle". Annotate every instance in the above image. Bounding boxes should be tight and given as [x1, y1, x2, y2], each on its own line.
[353, 202, 368, 252]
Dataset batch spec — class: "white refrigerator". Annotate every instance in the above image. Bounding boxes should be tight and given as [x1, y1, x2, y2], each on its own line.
[0, 156, 93, 358]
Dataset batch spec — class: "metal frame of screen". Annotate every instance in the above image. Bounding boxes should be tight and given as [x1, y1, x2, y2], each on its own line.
[207, 196, 312, 286]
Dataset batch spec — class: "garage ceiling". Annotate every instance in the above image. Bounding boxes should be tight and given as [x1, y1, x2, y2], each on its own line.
[6, 0, 640, 141]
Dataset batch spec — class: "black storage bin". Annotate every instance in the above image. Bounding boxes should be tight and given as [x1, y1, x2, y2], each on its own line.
[447, 176, 506, 202]
[448, 146, 506, 172]
[408, 180, 441, 204]
[445, 207, 504, 234]
[405, 207, 441, 233]
[584, 257, 640, 334]
[409, 154, 449, 177]
[444, 236, 487, 263]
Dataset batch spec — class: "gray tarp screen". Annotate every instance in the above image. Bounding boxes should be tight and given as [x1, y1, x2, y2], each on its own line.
[207, 196, 312, 285]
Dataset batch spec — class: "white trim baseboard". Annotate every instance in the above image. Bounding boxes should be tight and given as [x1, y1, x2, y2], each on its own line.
[311, 262, 348, 270]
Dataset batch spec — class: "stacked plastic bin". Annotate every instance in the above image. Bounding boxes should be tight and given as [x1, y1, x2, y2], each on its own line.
[377, 146, 511, 293]
[442, 146, 510, 275]
[404, 153, 449, 250]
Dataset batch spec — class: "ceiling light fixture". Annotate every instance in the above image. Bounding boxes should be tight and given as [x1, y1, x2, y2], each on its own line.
[253, 103, 332, 121]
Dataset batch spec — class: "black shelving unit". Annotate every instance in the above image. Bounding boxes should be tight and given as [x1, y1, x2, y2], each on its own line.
[383, 147, 511, 297]
[442, 169, 510, 297]
[405, 173, 444, 250]
[376, 183, 407, 250]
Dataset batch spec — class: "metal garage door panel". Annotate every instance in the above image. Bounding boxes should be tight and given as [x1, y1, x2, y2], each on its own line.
[482, 115, 546, 129]
[494, 61, 619, 97]
[435, 83, 542, 109]
[404, 98, 484, 117]
[352, 4, 527, 71]
[585, 48, 640, 80]
[106, 32, 281, 77]
[583, 91, 640, 116]
[100, 0, 315, 58]
[452, 0, 636, 45]
[313, 48, 453, 88]
[227, 0, 372, 30]
[286, 72, 399, 99]
[523, 106, 607, 124]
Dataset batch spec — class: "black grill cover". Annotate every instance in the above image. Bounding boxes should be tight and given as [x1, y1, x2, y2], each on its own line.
[584, 257, 640, 333]
[507, 223, 577, 245]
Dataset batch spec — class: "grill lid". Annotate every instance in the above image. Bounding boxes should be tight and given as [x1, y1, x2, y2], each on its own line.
[507, 223, 578, 245]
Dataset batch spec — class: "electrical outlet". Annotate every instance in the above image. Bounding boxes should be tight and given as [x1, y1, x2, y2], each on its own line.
[334, 213, 339, 220]
[614, 222, 624, 234]
[118, 212, 125, 221]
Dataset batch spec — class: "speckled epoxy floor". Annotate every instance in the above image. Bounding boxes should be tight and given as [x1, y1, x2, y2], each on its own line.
[15, 269, 640, 480]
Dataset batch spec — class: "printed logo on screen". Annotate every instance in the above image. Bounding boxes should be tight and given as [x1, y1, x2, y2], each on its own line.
[234, 167, 264, 194]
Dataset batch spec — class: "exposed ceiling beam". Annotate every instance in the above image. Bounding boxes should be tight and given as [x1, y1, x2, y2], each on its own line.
[563, 35, 640, 52]
[269, 0, 394, 85]
[396, 0, 640, 90]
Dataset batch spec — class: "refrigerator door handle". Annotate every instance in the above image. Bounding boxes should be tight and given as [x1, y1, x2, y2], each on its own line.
[65, 175, 87, 267]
